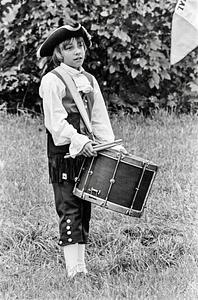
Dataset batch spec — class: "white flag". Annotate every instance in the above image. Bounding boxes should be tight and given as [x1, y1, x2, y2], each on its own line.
[170, 0, 198, 65]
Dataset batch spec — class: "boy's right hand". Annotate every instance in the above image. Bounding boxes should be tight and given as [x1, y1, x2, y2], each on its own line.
[78, 141, 97, 157]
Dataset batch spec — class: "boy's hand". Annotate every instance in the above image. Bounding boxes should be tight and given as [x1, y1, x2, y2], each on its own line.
[78, 141, 97, 157]
[112, 144, 128, 155]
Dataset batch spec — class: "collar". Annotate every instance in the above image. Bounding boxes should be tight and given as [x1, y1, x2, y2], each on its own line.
[60, 63, 84, 76]
[59, 63, 92, 94]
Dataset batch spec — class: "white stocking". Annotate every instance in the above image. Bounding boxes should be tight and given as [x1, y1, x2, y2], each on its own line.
[63, 243, 79, 278]
[77, 244, 88, 274]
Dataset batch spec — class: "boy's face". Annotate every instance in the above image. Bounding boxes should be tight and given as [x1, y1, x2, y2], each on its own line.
[61, 37, 86, 70]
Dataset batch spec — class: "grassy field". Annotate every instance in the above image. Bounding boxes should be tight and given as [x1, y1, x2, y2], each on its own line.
[0, 110, 198, 300]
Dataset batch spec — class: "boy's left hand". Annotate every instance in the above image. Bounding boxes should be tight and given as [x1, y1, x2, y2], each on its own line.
[111, 145, 128, 155]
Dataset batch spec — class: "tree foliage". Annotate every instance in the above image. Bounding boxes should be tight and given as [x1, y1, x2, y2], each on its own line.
[0, 0, 198, 114]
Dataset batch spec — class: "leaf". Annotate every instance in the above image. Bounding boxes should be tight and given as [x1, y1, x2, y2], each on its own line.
[120, 0, 128, 6]
[161, 70, 171, 80]
[109, 65, 116, 74]
[103, 30, 110, 39]
[150, 38, 161, 50]
[133, 58, 147, 68]
[2, 3, 20, 23]
[100, 10, 109, 17]
[132, 19, 143, 26]
[113, 27, 131, 42]
[152, 71, 160, 88]
[91, 24, 100, 31]
[94, 0, 102, 6]
[188, 81, 198, 93]
[1, 0, 12, 4]
[131, 106, 140, 113]
[131, 69, 138, 78]
[148, 78, 155, 89]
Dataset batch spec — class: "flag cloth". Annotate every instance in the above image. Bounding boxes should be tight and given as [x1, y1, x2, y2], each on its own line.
[170, 0, 198, 65]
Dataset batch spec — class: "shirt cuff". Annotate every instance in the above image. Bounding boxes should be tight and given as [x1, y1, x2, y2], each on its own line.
[69, 133, 90, 158]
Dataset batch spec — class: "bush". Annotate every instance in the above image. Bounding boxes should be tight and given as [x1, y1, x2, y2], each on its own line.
[0, 0, 198, 114]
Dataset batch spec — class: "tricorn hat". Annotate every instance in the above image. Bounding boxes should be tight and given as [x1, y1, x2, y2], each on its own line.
[37, 24, 92, 58]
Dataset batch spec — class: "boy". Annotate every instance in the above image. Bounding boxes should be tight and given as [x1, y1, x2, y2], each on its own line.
[38, 23, 125, 278]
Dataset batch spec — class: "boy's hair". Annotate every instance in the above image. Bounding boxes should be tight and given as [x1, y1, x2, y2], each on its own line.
[52, 37, 86, 66]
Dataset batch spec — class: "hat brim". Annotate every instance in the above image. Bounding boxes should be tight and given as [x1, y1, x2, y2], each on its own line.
[38, 25, 91, 57]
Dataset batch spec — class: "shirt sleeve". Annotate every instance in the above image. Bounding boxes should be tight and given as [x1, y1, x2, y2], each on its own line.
[39, 73, 89, 156]
[91, 77, 115, 143]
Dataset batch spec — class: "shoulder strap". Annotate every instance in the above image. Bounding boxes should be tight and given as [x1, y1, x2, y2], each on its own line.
[51, 68, 93, 136]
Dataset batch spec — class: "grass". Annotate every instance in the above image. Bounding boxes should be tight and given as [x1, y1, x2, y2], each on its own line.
[0, 110, 198, 299]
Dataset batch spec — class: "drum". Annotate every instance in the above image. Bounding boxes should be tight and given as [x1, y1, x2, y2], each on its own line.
[73, 149, 158, 217]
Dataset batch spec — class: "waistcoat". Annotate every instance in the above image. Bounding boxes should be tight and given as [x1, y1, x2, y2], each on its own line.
[47, 70, 94, 183]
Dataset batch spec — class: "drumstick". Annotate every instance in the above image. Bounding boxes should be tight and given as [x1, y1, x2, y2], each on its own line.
[93, 139, 122, 151]
[64, 139, 122, 159]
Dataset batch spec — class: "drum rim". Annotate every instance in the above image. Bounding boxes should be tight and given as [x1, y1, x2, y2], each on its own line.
[73, 187, 144, 217]
[97, 149, 158, 171]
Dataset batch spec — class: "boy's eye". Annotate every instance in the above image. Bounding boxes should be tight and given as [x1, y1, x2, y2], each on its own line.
[65, 46, 73, 50]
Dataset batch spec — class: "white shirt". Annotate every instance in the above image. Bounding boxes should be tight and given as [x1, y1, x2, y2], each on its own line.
[39, 63, 115, 157]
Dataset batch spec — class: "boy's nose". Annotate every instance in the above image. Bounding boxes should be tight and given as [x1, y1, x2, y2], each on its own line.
[74, 47, 81, 54]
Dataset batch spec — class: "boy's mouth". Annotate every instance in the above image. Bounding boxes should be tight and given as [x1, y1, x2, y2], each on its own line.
[74, 57, 83, 61]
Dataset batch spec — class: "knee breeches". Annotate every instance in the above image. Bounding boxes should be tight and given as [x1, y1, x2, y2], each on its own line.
[52, 181, 91, 246]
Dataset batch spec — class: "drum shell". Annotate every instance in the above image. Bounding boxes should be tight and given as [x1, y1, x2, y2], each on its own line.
[73, 149, 158, 217]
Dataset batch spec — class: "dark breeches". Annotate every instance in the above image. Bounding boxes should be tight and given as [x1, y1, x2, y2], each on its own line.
[52, 181, 91, 246]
